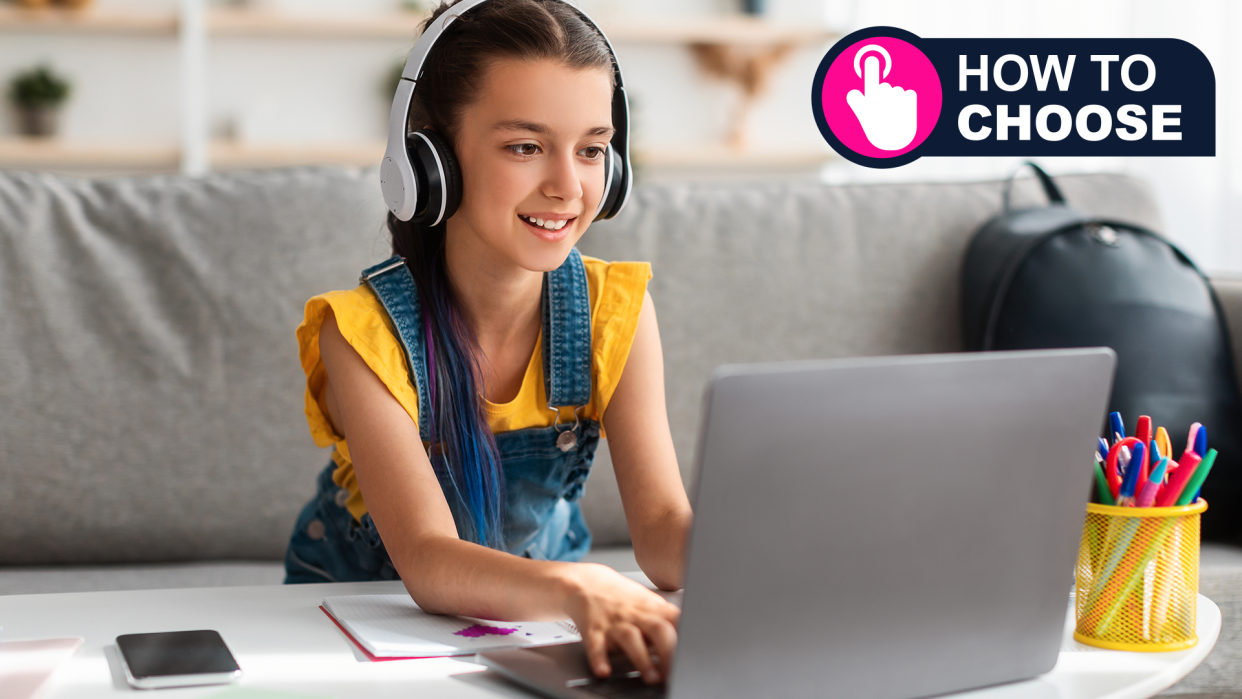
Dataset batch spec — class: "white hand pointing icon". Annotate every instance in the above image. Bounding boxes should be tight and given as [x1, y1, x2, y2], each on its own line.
[846, 45, 918, 151]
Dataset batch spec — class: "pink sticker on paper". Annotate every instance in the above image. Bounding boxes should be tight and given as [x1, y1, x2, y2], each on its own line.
[454, 624, 518, 638]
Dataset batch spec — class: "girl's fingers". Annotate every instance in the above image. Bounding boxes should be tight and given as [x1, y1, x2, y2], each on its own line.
[584, 629, 611, 678]
[633, 614, 678, 680]
[607, 623, 657, 683]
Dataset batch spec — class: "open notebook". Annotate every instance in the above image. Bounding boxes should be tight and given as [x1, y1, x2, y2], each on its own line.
[321, 595, 580, 659]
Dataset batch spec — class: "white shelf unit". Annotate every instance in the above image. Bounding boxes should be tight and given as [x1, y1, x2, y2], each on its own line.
[0, 4, 835, 175]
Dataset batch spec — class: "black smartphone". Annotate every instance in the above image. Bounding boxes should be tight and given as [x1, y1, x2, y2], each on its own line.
[115, 630, 242, 689]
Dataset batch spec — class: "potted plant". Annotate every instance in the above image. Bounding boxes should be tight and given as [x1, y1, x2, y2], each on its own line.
[8, 64, 71, 138]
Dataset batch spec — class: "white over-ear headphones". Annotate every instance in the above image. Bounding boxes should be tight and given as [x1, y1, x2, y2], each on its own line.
[379, 0, 632, 225]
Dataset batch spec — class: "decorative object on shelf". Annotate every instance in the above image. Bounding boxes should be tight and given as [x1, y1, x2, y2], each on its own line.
[690, 41, 793, 148]
[8, 64, 71, 138]
[741, 0, 765, 15]
[11, 0, 97, 8]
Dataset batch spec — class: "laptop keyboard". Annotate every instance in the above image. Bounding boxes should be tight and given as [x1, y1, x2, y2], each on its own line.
[567, 673, 667, 699]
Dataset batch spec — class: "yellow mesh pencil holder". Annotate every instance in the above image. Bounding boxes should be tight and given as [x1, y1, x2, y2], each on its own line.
[1074, 499, 1205, 652]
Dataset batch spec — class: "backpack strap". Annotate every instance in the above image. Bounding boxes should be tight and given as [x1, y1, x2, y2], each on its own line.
[1002, 161, 1066, 212]
[360, 256, 433, 438]
[542, 248, 593, 409]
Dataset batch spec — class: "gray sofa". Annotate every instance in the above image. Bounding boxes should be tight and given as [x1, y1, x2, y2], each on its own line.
[1, 167, 1238, 696]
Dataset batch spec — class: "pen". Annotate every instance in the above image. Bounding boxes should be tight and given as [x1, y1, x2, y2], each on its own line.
[1110, 412, 1126, 444]
[1098, 437, 1110, 461]
[1194, 424, 1208, 457]
[1135, 416, 1152, 452]
[1175, 449, 1217, 506]
[1185, 423, 1202, 455]
[1155, 426, 1172, 459]
[1135, 457, 1168, 507]
[1105, 436, 1141, 499]
[1117, 442, 1144, 506]
[1155, 450, 1202, 507]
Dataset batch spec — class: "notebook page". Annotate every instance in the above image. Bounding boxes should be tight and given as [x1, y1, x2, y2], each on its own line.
[323, 595, 580, 658]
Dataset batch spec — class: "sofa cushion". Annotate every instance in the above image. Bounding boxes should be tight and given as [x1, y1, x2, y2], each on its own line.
[0, 168, 385, 564]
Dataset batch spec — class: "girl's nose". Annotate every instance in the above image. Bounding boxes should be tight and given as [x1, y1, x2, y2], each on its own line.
[542, 151, 584, 202]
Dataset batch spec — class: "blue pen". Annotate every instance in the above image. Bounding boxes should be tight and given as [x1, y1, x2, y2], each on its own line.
[1117, 442, 1144, 506]
[1097, 437, 1109, 461]
[1109, 412, 1126, 444]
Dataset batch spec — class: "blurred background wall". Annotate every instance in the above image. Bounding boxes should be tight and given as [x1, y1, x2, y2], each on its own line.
[0, 0, 1237, 272]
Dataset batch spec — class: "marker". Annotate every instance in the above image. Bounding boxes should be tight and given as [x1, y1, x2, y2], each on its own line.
[1135, 457, 1169, 507]
[1194, 425, 1208, 457]
[1110, 412, 1126, 444]
[1176, 449, 1217, 506]
[1097, 437, 1110, 461]
[1156, 450, 1202, 507]
[1093, 458, 1116, 506]
[1155, 426, 1172, 459]
[1117, 442, 1145, 506]
[1137, 439, 1157, 491]
[1135, 416, 1152, 451]
[1186, 423, 1202, 455]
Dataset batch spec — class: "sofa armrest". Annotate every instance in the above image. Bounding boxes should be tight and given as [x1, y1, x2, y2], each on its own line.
[1210, 276, 1242, 392]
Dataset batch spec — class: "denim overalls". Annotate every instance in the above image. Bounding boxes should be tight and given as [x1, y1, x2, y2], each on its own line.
[284, 249, 600, 584]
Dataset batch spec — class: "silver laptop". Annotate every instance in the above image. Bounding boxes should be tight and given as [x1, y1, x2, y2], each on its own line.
[480, 348, 1116, 699]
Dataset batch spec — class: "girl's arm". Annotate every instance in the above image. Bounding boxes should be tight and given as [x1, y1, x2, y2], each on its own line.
[601, 291, 694, 591]
[318, 310, 679, 683]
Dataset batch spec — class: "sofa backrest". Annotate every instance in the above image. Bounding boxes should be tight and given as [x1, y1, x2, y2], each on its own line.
[576, 173, 1164, 544]
[0, 168, 1163, 563]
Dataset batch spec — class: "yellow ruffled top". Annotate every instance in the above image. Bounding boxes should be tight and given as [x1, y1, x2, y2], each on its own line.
[295, 255, 652, 521]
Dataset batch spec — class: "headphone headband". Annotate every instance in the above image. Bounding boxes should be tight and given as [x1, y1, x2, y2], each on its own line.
[380, 0, 631, 224]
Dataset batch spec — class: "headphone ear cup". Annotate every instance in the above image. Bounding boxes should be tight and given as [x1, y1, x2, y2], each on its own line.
[409, 128, 462, 226]
[595, 143, 625, 221]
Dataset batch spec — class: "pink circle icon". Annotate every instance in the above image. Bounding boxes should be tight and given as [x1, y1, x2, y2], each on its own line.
[820, 36, 941, 158]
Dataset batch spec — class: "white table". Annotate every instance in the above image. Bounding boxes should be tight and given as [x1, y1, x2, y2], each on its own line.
[0, 580, 1219, 699]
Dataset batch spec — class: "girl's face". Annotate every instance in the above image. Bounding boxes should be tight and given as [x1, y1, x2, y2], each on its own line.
[447, 58, 615, 274]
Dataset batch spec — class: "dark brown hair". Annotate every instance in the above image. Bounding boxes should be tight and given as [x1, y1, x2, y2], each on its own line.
[389, 0, 614, 548]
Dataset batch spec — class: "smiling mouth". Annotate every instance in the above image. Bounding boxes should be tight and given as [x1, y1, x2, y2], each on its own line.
[519, 214, 574, 232]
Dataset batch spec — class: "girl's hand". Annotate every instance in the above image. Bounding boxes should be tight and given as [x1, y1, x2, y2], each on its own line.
[563, 563, 681, 684]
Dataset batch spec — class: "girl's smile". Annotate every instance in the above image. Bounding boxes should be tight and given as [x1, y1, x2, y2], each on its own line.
[518, 213, 577, 241]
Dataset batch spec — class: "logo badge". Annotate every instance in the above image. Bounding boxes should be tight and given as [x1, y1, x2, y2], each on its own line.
[813, 28, 943, 167]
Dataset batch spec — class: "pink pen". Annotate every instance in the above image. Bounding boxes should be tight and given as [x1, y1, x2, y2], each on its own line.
[1136, 457, 1170, 507]
[1186, 423, 1202, 455]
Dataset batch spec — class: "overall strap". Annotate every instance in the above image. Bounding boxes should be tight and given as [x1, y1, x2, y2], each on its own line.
[542, 248, 593, 409]
[360, 256, 432, 438]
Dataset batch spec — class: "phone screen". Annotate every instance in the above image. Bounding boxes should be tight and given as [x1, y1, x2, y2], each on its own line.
[116, 630, 240, 680]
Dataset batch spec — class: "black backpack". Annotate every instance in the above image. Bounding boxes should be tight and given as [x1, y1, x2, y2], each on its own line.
[961, 163, 1242, 542]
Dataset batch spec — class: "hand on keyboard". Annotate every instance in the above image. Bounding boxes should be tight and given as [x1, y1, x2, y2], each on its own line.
[563, 563, 680, 685]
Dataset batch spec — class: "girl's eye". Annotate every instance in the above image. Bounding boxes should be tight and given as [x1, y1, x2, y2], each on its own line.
[508, 143, 541, 157]
[578, 146, 605, 160]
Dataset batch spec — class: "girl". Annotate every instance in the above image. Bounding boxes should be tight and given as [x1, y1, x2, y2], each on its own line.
[285, 0, 692, 684]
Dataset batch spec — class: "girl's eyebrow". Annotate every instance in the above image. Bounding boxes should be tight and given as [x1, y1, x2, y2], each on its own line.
[493, 119, 615, 138]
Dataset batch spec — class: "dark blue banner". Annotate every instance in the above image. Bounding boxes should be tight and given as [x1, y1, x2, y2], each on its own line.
[812, 27, 1215, 168]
